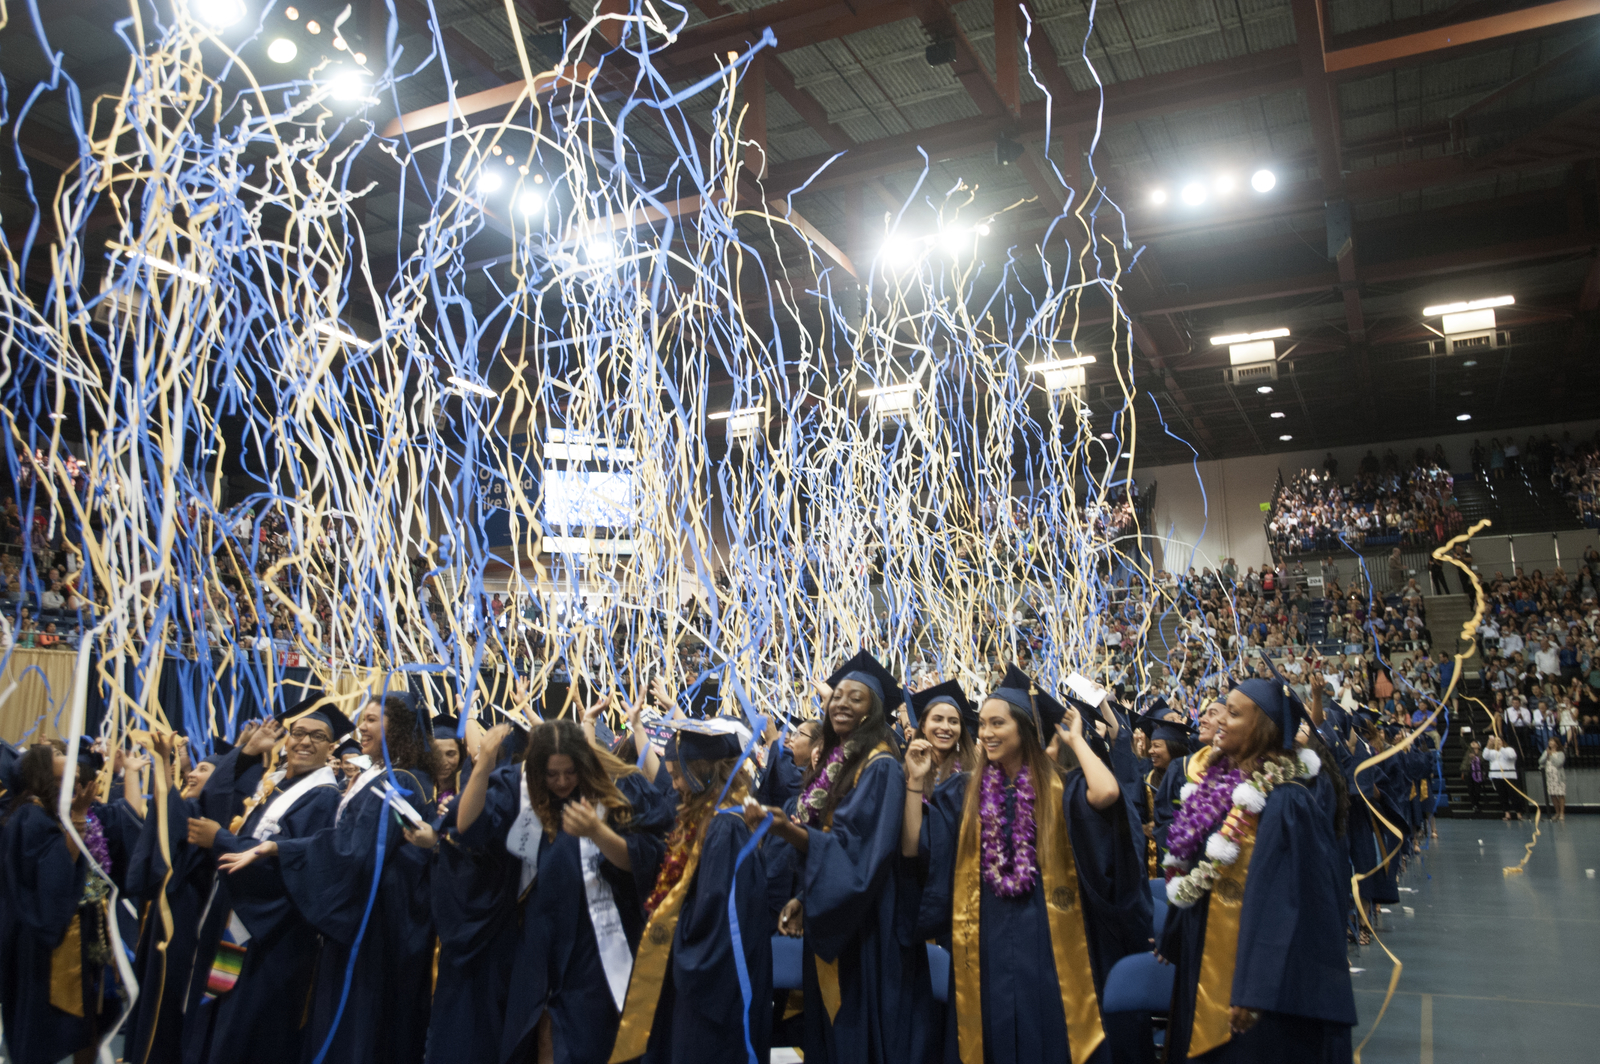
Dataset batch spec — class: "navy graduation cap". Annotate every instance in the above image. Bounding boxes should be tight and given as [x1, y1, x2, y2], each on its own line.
[431, 713, 462, 743]
[664, 718, 752, 793]
[985, 664, 1068, 735]
[909, 679, 977, 735]
[278, 691, 357, 741]
[1232, 658, 1307, 749]
[1135, 710, 1194, 750]
[825, 650, 908, 715]
[335, 736, 363, 759]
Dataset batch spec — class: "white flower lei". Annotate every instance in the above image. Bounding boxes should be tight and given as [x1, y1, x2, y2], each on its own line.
[1164, 747, 1319, 909]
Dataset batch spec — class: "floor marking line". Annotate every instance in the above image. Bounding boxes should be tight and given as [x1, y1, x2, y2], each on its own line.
[1420, 993, 1433, 1064]
[1353, 989, 1600, 1010]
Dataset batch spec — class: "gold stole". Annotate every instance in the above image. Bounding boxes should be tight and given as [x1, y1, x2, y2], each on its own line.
[951, 769, 1104, 1064]
[1185, 744, 1219, 785]
[1143, 770, 1159, 878]
[607, 813, 717, 1063]
[813, 745, 895, 1026]
[1189, 833, 1256, 1057]
[50, 913, 85, 1017]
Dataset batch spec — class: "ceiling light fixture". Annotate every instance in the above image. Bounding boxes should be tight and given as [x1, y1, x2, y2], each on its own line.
[517, 190, 544, 216]
[330, 71, 369, 101]
[1180, 182, 1207, 206]
[1028, 355, 1097, 372]
[190, 0, 245, 27]
[1256, 385, 1274, 394]
[1099, 432, 1115, 440]
[314, 322, 369, 348]
[1149, 188, 1167, 205]
[111, 244, 211, 286]
[1279, 434, 1293, 441]
[477, 170, 504, 195]
[1211, 327, 1290, 345]
[1456, 413, 1472, 421]
[1251, 169, 1276, 192]
[267, 38, 297, 63]
[1423, 295, 1514, 316]
[447, 375, 496, 399]
[1270, 411, 1286, 418]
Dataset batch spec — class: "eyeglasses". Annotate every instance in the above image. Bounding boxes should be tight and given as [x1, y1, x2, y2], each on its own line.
[288, 728, 334, 743]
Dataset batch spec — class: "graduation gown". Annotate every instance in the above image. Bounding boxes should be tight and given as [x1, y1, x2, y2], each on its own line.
[183, 762, 342, 1064]
[0, 801, 116, 1064]
[1344, 740, 1403, 905]
[1160, 778, 1356, 1063]
[915, 770, 1147, 1064]
[797, 751, 931, 1064]
[276, 768, 437, 1064]
[615, 808, 773, 1063]
[453, 766, 669, 1064]
[1151, 754, 1188, 857]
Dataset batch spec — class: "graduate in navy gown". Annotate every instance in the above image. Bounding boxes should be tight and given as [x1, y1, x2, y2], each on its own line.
[431, 713, 469, 817]
[1152, 700, 1225, 858]
[1344, 711, 1403, 917]
[1133, 713, 1192, 878]
[181, 696, 351, 1064]
[1159, 676, 1356, 1062]
[123, 734, 245, 1064]
[1, 743, 133, 1064]
[904, 666, 1141, 1064]
[217, 693, 440, 1064]
[611, 717, 771, 1063]
[437, 715, 670, 1064]
[743, 650, 931, 1064]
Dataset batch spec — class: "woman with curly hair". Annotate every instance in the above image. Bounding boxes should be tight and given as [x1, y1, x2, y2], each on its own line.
[610, 718, 771, 1063]
[431, 715, 669, 1064]
[1159, 677, 1356, 1062]
[217, 692, 441, 1064]
[745, 650, 931, 1064]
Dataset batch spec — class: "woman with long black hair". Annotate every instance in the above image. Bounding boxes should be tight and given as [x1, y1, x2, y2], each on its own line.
[744, 650, 930, 1064]
[1159, 678, 1356, 1061]
[217, 692, 441, 1064]
[428, 715, 670, 1064]
[903, 666, 1143, 1064]
[0, 742, 138, 1064]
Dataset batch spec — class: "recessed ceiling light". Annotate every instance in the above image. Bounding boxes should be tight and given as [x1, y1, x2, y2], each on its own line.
[477, 170, 503, 194]
[1252, 169, 1276, 192]
[1150, 189, 1168, 205]
[1100, 432, 1114, 440]
[267, 38, 297, 64]
[1279, 434, 1293, 441]
[1270, 411, 1286, 418]
[1456, 413, 1472, 421]
[1180, 182, 1207, 206]
[1256, 385, 1273, 394]
[1462, 360, 1478, 367]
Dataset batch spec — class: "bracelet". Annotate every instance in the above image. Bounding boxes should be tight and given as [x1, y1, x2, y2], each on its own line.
[906, 787, 923, 794]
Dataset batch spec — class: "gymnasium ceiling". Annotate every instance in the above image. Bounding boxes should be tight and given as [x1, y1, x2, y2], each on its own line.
[6, 0, 1600, 467]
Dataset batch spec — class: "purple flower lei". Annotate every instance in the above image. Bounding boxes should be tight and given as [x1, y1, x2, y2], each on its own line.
[82, 808, 111, 874]
[795, 745, 847, 826]
[1166, 761, 1245, 864]
[979, 763, 1038, 897]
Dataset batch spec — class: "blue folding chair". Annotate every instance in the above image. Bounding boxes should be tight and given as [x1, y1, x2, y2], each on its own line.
[772, 935, 803, 990]
[1101, 951, 1176, 1063]
[926, 943, 950, 1003]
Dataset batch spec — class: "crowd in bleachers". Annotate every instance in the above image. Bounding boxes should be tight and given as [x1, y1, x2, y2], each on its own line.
[1266, 449, 1465, 557]
[1472, 561, 1600, 763]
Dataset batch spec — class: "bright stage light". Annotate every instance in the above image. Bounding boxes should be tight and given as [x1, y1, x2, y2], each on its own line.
[1256, 385, 1273, 394]
[1099, 432, 1114, 440]
[477, 170, 504, 195]
[314, 322, 369, 348]
[1180, 182, 1207, 206]
[1251, 169, 1276, 193]
[1149, 188, 1167, 205]
[267, 38, 298, 64]
[585, 237, 615, 264]
[1279, 434, 1293, 441]
[879, 235, 918, 272]
[517, 190, 544, 216]
[1214, 174, 1235, 195]
[190, 0, 245, 28]
[447, 375, 496, 399]
[1270, 411, 1286, 419]
[1457, 413, 1472, 421]
[330, 71, 369, 101]
[1028, 355, 1097, 372]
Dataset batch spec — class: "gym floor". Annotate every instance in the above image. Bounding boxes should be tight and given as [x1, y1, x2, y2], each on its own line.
[1349, 814, 1600, 1062]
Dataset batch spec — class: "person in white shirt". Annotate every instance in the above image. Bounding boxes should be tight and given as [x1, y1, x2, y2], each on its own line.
[1505, 701, 1533, 728]
[1484, 736, 1524, 820]
[1535, 640, 1561, 678]
[1500, 629, 1525, 657]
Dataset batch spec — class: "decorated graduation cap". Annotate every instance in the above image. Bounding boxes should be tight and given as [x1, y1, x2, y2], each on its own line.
[825, 650, 907, 715]
[278, 691, 356, 741]
[1231, 657, 1307, 750]
[909, 679, 977, 735]
[665, 717, 752, 793]
[984, 664, 1067, 735]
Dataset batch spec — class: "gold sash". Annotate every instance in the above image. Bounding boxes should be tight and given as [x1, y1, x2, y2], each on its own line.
[813, 745, 895, 1026]
[50, 912, 85, 1017]
[608, 829, 710, 1061]
[1189, 833, 1256, 1057]
[1185, 744, 1219, 785]
[951, 768, 1104, 1064]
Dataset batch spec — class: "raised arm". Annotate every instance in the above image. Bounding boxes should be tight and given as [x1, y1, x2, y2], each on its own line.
[1060, 706, 1121, 810]
[901, 738, 933, 857]
[456, 723, 510, 834]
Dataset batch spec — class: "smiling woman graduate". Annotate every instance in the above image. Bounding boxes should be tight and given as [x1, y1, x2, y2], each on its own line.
[744, 650, 931, 1064]
[609, 717, 771, 1064]
[1159, 677, 1357, 1062]
[902, 665, 1142, 1064]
